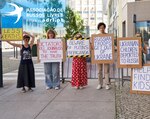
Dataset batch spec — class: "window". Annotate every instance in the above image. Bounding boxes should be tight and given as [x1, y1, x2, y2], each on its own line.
[136, 21, 150, 42]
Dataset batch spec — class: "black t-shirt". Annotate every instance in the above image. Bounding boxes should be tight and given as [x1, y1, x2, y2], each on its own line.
[20, 45, 32, 64]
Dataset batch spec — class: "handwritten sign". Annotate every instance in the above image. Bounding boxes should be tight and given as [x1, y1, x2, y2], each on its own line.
[67, 39, 90, 57]
[117, 38, 142, 68]
[91, 34, 114, 64]
[38, 39, 65, 62]
[131, 65, 150, 94]
[1, 16, 23, 41]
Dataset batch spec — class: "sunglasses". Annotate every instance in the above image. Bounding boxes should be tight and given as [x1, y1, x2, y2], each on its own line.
[24, 38, 30, 41]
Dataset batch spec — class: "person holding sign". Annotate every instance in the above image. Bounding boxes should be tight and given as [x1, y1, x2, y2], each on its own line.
[6, 32, 35, 93]
[135, 33, 147, 65]
[95, 22, 110, 90]
[44, 29, 60, 90]
[71, 33, 88, 89]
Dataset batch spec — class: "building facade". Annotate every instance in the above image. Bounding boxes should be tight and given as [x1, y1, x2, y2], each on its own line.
[67, 0, 104, 36]
[107, 0, 150, 43]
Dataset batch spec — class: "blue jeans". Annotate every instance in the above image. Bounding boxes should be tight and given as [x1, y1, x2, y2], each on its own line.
[44, 62, 60, 88]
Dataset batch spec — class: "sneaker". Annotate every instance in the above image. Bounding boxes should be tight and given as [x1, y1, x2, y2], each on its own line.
[46, 87, 51, 90]
[96, 84, 102, 90]
[54, 87, 60, 90]
[21, 88, 26, 93]
[105, 85, 110, 90]
[28, 88, 33, 92]
[80, 86, 84, 89]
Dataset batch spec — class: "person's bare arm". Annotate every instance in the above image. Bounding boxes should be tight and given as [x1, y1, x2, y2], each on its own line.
[6, 41, 22, 48]
[142, 44, 147, 54]
[90, 42, 94, 50]
[0, 34, 22, 48]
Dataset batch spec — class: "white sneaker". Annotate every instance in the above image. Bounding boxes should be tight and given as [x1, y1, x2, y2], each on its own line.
[105, 85, 110, 90]
[55, 87, 60, 90]
[46, 87, 50, 90]
[80, 86, 84, 89]
[96, 84, 102, 90]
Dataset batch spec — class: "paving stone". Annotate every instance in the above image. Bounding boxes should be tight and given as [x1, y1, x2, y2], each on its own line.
[116, 81, 150, 119]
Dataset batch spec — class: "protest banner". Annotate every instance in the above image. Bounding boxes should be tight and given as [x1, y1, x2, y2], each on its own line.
[91, 34, 114, 64]
[1, 16, 23, 41]
[117, 37, 142, 68]
[67, 38, 90, 58]
[38, 39, 66, 63]
[131, 65, 150, 95]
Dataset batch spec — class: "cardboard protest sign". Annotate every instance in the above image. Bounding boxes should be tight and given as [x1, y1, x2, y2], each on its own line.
[91, 34, 114, 64]
[67, 38, 90, 57]
[1, 16, 23, 41]
[38, 39, 65, 63]
[131, 65, 150, 95]
[117, 37, 142, 68]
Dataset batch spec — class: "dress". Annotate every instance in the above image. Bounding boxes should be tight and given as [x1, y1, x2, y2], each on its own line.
[17, 45, 35, 88]
[71, 57, 87, 87]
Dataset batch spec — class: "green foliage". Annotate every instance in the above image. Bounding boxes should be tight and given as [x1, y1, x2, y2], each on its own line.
[63, 7, 84, 39]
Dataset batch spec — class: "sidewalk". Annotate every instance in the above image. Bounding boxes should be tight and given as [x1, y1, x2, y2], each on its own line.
[0, 63, 115, 119]
[3, 55, 38, 74]
[116, 81, 150, 119]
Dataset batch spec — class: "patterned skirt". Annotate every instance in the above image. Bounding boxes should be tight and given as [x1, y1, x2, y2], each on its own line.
[71, 57, 88, 87]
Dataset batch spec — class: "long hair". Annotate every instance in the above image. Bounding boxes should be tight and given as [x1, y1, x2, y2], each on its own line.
[46, 29, 56, 39]
[74, 33, 82, 39]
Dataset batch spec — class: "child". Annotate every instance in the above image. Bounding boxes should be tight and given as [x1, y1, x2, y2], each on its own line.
[7, 31, 35, 93]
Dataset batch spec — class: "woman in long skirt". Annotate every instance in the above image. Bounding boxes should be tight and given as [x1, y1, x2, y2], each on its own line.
[6, 32, 35, 93]
[71, 33, 88, 89]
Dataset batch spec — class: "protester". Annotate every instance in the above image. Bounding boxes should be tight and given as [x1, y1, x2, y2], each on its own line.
[135, 33, 147, 65]
[95, 22, 111, 90]
[6, 31, 35, 93]
[43, 29, 60, 90]
[71, 33, 88, 89]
